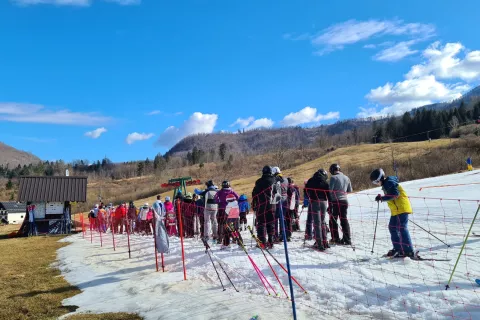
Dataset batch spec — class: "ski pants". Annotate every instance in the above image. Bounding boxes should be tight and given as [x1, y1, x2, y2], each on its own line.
[217, 209, 227, 242]
[329, 200, 350, 242]
[305, 208, 314, 239]
[274, 200, 287, 238]
[203, 208, 218, 239]
[312, 201, 328, 247]
[389, 213, 413, 253]
[256, 205, 275, 245]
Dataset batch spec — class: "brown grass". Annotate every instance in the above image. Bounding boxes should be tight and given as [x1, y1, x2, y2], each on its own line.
[0, 226, 142, 320]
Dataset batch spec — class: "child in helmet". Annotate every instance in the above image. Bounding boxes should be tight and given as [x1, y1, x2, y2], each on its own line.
[214, 180, 239, 246]
[370, 168, 414, 258]
[238, 194, 250, 231]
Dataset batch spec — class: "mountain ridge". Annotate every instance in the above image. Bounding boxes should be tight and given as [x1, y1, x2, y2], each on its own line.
[0, 142, 41, 167]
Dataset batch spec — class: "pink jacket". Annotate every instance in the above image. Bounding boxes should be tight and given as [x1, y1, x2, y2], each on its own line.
[164, 201, 174, 212]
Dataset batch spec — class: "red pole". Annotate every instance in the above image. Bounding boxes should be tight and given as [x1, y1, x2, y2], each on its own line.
[126, 218, 132, 259]
[99, 214, 103, 247]
[176, 200, 187, 280]
[111, 214, 116, 251]
[90, 217, 93, 243]
[153, 212, 159, 272]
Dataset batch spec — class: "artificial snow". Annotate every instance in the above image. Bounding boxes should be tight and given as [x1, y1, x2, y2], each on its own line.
[57, 170, 480, 319]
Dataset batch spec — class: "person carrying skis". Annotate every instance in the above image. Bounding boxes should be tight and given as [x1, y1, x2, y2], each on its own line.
[272, 166, 288, 242]
[285, 178, 300, 241]
[370, 168, 415, 258]
[305, 169, 330, 250]
[329, 163, 352, 245]
[238, 194, 250, 231]
[252, 166, 281, 249]
[214, 181, 239, 247]
[195, 180, 218, 241]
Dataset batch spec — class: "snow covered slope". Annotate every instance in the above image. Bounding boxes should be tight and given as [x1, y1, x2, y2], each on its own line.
[57, 170, 480, 320]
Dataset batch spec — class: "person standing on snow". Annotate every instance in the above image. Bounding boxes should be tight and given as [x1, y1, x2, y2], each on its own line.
[195, 180, 218, 241]
[127, 201, 137, 234]
[152, 195, 165, 225]
[252, 166, 281, 249]
[182, 192, 195, 238]
[214, 181, 239, 246]
[328, 163, 352, 245]
[238, 194, 250, 231]
[138, 203, 150, 235]
[305, 169, 330, 250]
[285, 178, 300, 241]
[272, 166, 288, 242]
[371, 168, 415, 258]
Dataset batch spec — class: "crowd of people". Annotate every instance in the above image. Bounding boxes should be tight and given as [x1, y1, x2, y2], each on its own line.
[87, 163, 415, 257]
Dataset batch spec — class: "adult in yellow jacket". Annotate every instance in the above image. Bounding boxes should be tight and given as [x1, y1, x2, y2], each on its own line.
[371, 168, 414, 258]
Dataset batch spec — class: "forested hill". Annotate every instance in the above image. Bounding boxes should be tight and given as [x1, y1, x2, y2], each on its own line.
[0, 142, 41, 167]
[166, 119, 374, 156]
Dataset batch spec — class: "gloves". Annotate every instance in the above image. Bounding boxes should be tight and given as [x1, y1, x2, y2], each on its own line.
[375, 194, 382, 202]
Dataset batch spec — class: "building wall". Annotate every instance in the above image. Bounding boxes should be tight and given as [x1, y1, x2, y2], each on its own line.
[8, 212, 25, 224]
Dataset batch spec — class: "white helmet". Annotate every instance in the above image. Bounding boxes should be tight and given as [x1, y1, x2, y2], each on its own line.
[272, 166, 281, 175]
[165, 196, 171, 201]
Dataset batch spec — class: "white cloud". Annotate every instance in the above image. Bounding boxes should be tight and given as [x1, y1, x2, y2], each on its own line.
[126, 132, 154, 145]
[85, 127, 107, 139]
[146, 110, 161, 115]
[0, 102, 111, 125]
[363, 44, 377, 49]
[295, 19, 435, 55]
[373, 41, 418, 62]
[406, 42, 480, 81]
[245, 118, 274, 131]
[12, 0, 140, 6]
[230, 116, 255, 127]
[281, 107, 340, 126]
[156, 112, 218, 147]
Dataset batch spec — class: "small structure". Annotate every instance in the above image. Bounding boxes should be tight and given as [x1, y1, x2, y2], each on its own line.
[17, 176, 87, 235]
[0, 202, 27, 224]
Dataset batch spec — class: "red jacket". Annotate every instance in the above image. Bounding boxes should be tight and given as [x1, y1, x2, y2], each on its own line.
[115, 206, 126, 219]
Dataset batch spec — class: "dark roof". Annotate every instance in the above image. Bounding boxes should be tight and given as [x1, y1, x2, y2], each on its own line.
[0, 202, 26, 213]
[17, 176, 88, 202]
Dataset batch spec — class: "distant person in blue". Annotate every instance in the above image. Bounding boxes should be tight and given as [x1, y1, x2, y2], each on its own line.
[238, 194, 250, 231]
[466, 157, 473, 171]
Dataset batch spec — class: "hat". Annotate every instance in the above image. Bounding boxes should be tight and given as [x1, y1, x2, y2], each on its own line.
[165, 196, 171, 201]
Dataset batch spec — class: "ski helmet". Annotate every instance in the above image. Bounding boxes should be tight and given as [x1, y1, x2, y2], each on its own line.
[185, 192, 193, 200]
[165, 196, 171, 201]
[205, 180, 214, 187]
[329, 163, 340, 175]
[272, 166, 281, 175]
[222, 180, 230, 188]
[262, 165, 272, 175]
[316, 168, 328, 181]
[287, 177, 293, 184]
[370, 168, 385, 185]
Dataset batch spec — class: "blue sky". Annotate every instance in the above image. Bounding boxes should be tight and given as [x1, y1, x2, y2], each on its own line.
[1, 0, 480, 163]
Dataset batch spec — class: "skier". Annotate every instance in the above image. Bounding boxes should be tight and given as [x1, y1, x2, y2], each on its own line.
[286, 178, 300, 241]
[183, 192, 195, 238]
[195, 180, 218, 241]
[371, 168, 415, 258]
[138, 203, 150, 235]
[328, 163, 352, 245]
[164, 197, 177, 236]
[466, 157, 473, 171]
[305, 169, 330, 250]
[252, 166, 281, 249]
[214, 181, 239, 247]
[114, 203, 126, 234]
[195, 194, 205, 237]
[127, 201, 137, 234]
[272, 166, 288, 242]
[238, 194, 250, 231]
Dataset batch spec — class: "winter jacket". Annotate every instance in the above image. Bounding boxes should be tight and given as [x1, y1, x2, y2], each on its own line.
[276, 175, 289, 201]
[115, 206, 126, 219]
[214, 188, 239, 210]
[252, 174, 281, 210]
[238, 200, 250, 213]
[197, 187, 218, 212]
[146, 208, 154, 220]
[182, 198, 195, 216]
[127, 206, 137, 220]
[153, 200, 165, 218]
[196, 198, 205, 216]
[287, 184, 300, 211]
[305, 174, 330, 202]
[329, 172, 352, 202]
[139, 207, 149, 221]
[164, 201, 174, 212]
[381, 176, 413, 216]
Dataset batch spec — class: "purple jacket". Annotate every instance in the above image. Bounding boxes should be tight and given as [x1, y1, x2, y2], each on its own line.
[214, 188, 239, 210]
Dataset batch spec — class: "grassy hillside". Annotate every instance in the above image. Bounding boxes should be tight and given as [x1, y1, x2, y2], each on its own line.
[0, 142, 41, 167]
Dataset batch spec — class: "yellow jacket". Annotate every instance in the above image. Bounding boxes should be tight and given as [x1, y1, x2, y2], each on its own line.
[381, 177, 413, 216]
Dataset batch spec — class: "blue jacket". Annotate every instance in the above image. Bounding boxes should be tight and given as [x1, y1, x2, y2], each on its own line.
[238, 200, 250, 213]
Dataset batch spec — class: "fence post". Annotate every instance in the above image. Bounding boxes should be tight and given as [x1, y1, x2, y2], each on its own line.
[176, 200, 187, 280]
[111, 215, 116, 251]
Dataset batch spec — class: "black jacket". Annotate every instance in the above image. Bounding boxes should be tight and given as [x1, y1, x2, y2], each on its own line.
[252, 174, 280, 209]
[305, 174, 330, 202]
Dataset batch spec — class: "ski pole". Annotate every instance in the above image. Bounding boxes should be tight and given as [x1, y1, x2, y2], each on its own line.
[371, 202, 380, 254]
[202, 239, 226, 291]
[446, 204, 480, 290]
[248, 225, 307, 294]
[410, 220, 450, 247]
[212, 255, 239, 292]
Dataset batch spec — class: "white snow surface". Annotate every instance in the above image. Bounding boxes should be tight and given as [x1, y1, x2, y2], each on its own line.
[57, 171, 480, 320]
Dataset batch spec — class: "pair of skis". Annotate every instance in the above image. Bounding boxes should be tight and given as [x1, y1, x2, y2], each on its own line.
[201, 238, 238, 292]
[382, 250, 451, 262]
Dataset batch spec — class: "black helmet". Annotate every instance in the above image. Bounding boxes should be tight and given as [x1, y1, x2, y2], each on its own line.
[316, 169, 328, 181]
[262, 165, 272, 175]
[222, 180, 230, 188]
[287, 177, 293, 184]
[205, 180, 214, 187]
[370, 168, 385, 185]
[329, 163, 340, 175]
